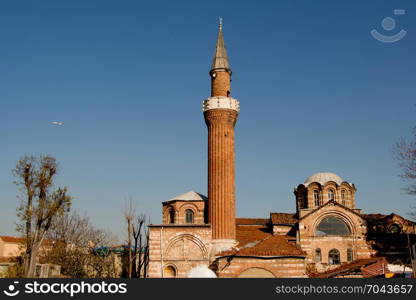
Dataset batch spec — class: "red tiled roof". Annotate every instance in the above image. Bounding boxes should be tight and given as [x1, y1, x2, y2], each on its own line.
[363, 213, 415, 225]
[0, 236, 24, 243]
[361, 258, 389, 278]
[309, 257, 387, 278]
[217, 225, 306, 257]
[363, 213, 387, 220]
[270, 213, 297, 225]
[236, 218, 270, 225]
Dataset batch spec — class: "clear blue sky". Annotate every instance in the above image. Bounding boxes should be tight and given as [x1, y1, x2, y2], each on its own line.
[1, 0, 415, 241]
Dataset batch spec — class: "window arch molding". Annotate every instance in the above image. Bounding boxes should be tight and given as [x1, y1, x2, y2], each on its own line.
[238, 267, 275, 278]
[177, 202, 199, 211]
[312, 212, 356, 237]
[315, 216, 350, 236]
[164, 234, 208, 259]
[177, 203, 199, 224]
[328, 249, 341, 265]
[163, 205, 176, 224]
[306, 183, 322, 208]
[322, 183, 338, 202]
[388, 223, 402, 234]
[185, 209, 195, 224]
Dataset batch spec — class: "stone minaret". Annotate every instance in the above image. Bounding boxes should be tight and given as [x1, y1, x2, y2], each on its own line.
[203, 20, 240, 253]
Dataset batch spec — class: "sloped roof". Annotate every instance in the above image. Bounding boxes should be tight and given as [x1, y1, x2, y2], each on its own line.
[217, 225, 306, 257]
[236, 218, 270, 225]
[0, 236, 24, 243]
[166, 190, 207, 202]
[309, 257, 387, 278]
[270, 213, 297, 225]
[363, 213, 415, 225]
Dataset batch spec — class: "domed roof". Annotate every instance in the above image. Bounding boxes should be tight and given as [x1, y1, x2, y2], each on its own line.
[186, 265, 217, 278]
[304, 172, 344, 186]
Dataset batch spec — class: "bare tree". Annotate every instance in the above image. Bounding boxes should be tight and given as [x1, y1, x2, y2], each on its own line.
[124, 201, 134, 278]
[394, 126, 416, 218]
[43, 211, 117, 278]
[132, 214, 150, 278]
[123, 201, 150, 278]
[12, 155, 72, 277]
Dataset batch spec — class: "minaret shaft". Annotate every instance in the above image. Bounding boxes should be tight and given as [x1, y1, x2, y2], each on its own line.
[205, 109, 237, 240]
[211, 71, 231, 97]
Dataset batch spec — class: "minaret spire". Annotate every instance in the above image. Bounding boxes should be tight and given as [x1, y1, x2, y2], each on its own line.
[210, 18, 231, 76]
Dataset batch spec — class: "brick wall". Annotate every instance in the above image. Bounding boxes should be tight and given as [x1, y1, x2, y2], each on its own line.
[148, 225, 212, 278]
[216, 257, 306, 278]
[298, 202, 374, 273]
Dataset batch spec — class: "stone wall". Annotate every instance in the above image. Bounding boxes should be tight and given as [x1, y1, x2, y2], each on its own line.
[216, 257, 306, 278]
[148, 225, 212, 278]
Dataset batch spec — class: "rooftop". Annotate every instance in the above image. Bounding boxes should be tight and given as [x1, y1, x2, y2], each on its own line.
[217, 225, 305, 257]
[270, 213, 298, 225]
[164, 190, 207, 203]
[304, 172, 346, 186]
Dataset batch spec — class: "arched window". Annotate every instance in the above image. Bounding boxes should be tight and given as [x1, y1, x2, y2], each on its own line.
[169, 209, 175, 224]
[347, 248, 353, 262]
[328, 249, 340, 265]
[185, 209, 194, 224]
[316, 216, 351, 236]
[328, 189, 335, 201]
[238, 267, 275, 278]
[298, 192, 307, 209]
[315, 248, 322, 263]
[389, 223, 401, 234]
[163, 265, 176, 278]
[341, 190, 347, 206]
[314, 190, 321, 207]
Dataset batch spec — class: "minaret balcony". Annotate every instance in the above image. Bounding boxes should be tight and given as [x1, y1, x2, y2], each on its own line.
[202, 96, 240, 112]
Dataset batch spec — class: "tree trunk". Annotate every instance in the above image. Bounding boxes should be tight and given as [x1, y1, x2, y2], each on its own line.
[24, 185, 33, 276]
[26, 242, 39, 277]
[127, 218, 132, 278]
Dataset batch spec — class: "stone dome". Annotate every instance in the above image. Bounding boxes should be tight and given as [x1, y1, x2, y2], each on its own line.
[186, 265, 217, 278]
[304, 172, 344, 186]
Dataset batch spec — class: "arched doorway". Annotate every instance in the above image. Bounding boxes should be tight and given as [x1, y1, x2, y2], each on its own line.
[238, 267, 275, 278]
[163, 265, 177, 278]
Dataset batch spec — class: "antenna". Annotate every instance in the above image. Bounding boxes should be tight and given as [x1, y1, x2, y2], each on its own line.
[219, 17, 223, 30]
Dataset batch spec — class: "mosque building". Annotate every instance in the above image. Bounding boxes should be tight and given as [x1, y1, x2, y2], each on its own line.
[147, 22, 416, 278]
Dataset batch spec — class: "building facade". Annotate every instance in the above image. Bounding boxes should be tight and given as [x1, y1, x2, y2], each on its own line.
[147, 23, 416, 278]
